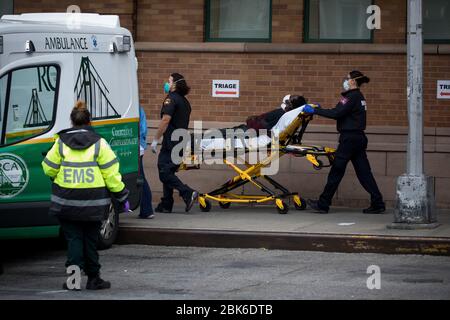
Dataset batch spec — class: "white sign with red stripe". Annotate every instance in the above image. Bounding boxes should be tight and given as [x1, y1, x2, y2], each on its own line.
[212, 80, 239, 98]
[437, 80, 450, 99]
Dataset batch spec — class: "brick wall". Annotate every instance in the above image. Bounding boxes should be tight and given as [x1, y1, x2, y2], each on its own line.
[373, 0, 407, 44]
[136, 0, 204, 42]
[137, 51, 450, 127]
[272, 0, 304, 43]
[14, 0, 135, 35]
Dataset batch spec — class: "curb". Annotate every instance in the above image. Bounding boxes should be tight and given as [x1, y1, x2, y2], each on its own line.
[117, 227, 450, 256]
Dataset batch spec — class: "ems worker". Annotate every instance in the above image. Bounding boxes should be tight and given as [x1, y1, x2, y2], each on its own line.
[42, 101, 129, 290]
[303, 70, 385, 214]
[151, 73, 198, 213]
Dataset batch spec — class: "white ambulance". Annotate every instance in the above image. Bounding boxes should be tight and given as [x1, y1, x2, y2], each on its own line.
[0, 13, 141, 248]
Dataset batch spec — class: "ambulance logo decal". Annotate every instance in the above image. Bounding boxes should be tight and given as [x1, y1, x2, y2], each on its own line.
[91, 35, 98, 49]
[0, 154, 29, 199]
[74, 56, 120, 120]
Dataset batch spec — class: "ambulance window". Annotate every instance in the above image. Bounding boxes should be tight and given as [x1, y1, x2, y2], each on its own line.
[2, 65, 59, 146]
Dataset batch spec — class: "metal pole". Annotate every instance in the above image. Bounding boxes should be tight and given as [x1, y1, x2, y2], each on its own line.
[389, 0, 437, 230]
[406, 0, 423, 176]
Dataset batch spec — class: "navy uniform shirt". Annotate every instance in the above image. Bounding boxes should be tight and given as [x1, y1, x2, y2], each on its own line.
[314, 88, 367, 133]
[160, 91, 192, 150]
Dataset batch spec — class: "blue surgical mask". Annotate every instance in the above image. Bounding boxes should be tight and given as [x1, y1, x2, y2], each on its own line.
[164, 82, 171, 94]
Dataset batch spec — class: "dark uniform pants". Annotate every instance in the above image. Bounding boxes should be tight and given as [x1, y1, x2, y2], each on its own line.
[158, 148, 194, 209]
[318, 132, 384, 210]
[59, 219, 101, 277]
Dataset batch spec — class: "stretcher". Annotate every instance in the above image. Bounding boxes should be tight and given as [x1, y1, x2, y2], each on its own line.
[179, 105, 336, 214]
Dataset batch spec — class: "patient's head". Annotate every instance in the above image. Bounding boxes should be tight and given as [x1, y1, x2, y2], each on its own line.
[285, 95, 307, 111]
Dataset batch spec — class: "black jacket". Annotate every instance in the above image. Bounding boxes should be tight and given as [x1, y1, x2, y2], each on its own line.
[160, 92, 192, 150]
[315, 89, 367, 133]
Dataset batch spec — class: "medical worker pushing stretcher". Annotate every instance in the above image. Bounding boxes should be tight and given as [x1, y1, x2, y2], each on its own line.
[303, 70, 385, 214]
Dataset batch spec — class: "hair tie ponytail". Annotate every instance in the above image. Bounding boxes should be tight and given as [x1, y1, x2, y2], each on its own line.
[71, 100, 91, 126]
[74, 100, 87, 110]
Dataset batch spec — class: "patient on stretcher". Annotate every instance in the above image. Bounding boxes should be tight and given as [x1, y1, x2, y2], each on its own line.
[218, 94, 307, 136]
[197, 95, 307, 151]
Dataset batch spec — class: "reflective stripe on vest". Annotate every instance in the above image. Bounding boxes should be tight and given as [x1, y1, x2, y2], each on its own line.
[61, 161, 98, 168]
[51, 194, 111, 207]
[98, 158, 119, 169]
[43, 157, 60, 169]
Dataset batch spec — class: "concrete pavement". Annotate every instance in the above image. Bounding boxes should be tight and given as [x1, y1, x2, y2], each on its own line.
[118, 205, 450, 256]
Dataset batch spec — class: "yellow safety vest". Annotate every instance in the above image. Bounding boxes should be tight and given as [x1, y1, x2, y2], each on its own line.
[42, 135, 127, 218]
[43, 138, 124, 192]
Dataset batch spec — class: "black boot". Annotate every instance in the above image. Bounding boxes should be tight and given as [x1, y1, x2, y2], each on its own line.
[307, 199, 329, 214]
[363, 205, 386, 214]
[86, 276, 111, 290]
[154, 203, 172, 213]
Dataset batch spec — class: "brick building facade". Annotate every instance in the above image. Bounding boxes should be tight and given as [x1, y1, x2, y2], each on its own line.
[8, 0, 450, 209]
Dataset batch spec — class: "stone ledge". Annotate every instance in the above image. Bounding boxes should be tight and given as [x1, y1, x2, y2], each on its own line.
[136, 42, 449, 55]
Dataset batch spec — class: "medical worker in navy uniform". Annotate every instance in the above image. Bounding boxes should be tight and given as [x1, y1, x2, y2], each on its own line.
[303, 70, 385, 214]
[151, 73, 198, 213]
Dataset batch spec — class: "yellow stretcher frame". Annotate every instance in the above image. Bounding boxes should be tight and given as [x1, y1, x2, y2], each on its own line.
[179, 111, 336, 214]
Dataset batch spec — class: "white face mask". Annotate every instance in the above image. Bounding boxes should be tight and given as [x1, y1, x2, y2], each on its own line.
[343, 80, 351, 91]
[280, 94, 291, 110]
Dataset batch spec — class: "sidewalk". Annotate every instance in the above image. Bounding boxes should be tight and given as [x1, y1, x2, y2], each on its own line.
[118, 206, 450, 256]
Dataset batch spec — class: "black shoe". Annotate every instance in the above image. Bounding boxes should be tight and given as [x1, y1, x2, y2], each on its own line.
[63, 282, 81, 291]
[86, 276, 111, 290]
[185, 191, 199, 212]
[307, 199, 329, 214]
[154, 203, 172, 213]
[363, 206, 386, 214]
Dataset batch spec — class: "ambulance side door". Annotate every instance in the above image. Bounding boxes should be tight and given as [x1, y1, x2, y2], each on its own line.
[0, 55, 72, 228]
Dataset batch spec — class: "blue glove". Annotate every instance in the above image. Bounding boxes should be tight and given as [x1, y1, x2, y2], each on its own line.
[303, 104, 316, 114]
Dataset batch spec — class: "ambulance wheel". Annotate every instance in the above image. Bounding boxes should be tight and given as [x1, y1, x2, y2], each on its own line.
[294, 196, 307, 210]
[219, 202, 231, 209]
[313, 159, 323, 171]
[199, 199, 212, 212]
[98, 204, 119, 250]
[276, 200, 289, 214]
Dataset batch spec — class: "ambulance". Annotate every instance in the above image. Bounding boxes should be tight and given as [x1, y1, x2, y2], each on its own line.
[0, 13, 141, 249]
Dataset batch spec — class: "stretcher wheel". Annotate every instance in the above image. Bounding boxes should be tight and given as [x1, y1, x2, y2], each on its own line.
[313, 159, 323, 170]
[199, 198, 212, 212]
[293, 195, 307, 211]
[219, 202, 231, 209]
[275, 199, 289, 214]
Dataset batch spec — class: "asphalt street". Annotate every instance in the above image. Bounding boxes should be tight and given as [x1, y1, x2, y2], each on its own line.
[1, 239, 450, 300]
